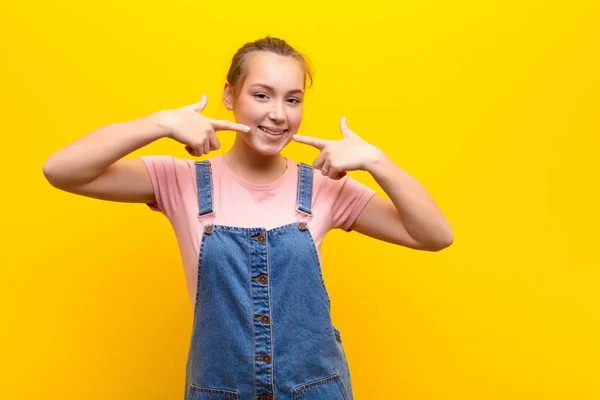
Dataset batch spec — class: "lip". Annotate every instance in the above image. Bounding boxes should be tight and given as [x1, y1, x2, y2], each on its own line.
[258, 125, 289, 142]
[258, 125, 288, 133]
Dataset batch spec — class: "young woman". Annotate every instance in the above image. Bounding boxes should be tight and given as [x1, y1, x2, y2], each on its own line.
[43, 37, 453, 400]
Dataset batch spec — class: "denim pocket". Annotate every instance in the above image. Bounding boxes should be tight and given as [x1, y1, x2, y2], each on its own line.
[293, 373, 349, 400]
[187, 384, 239, 400]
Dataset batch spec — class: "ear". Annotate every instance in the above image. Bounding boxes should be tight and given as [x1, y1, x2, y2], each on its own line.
[223, 82, 234, 110]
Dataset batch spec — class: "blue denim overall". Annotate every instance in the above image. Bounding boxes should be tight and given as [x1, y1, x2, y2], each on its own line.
[183, 160, 354, 400]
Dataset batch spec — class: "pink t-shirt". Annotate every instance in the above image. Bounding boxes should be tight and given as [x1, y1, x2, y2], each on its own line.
[139, 154, 376, 308]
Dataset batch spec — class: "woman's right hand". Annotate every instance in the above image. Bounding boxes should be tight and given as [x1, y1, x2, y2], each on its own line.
[157, 94, 250, 157]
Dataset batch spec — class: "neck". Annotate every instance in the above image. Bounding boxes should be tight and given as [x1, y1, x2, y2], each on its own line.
[223, 134, 287, 184]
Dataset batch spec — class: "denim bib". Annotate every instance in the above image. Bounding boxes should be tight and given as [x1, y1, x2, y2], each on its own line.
[184, 161, 353, 400]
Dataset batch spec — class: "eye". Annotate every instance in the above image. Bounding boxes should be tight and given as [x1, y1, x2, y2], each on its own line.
[253, 93, 269, 100]
[287, 98, 301, 104]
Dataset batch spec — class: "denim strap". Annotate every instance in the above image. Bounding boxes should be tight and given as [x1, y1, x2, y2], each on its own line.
[296, 162, 313, 216]
[195, 160, 214, 216]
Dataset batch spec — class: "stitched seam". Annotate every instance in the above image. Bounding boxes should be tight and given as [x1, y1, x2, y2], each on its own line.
[195, 160, 214, 215]
[249, 231, 257, 399]
[295, 163, 314, 215]
[302, 228, 331, 308]
[189, 384, 239, 398]
[337, 377, 350, 400]
[293, 373, 341, 395]
[206, 223, 300, 234]
[193, 232, 209, 316]
[266, 232, 276, 399]
[296, 163, 302, 212]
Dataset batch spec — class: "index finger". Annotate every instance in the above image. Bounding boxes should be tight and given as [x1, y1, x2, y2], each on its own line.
[211, 119, 251, 133]
[292, 134, 329, 150]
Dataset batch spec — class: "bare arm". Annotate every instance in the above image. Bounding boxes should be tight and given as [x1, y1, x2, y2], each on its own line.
[350, 153, 454, 252]
[293, 116, 453, 252]
[42, 112, 167, 204]
[42, 95, 250, 204]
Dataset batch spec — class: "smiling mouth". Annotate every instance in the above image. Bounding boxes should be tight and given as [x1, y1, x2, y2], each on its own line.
[258, 125, 289, 135]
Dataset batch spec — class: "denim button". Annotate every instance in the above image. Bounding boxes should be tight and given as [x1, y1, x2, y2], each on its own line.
[298, 221, 308, 231]
[252, 274, 268, 284]
[254, 354, 271, 363]
[254, 314, 270, 324]
[204, 225, 214, 235]
[250, 234, 267, 244]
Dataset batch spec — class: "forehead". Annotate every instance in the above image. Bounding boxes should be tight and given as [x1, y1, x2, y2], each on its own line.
[243, 51, 305, 90]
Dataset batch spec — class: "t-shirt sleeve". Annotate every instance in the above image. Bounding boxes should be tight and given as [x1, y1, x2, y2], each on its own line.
[321, 173, 377, 232]
[138, 155, 194, 218]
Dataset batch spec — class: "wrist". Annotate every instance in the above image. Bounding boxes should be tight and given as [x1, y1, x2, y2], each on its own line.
[362, 145, 385, 171]
[149, 110, 175, 140]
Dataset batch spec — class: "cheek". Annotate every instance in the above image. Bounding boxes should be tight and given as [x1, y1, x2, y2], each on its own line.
[289, 108, 303, 128]
[236, 101, 267, 121]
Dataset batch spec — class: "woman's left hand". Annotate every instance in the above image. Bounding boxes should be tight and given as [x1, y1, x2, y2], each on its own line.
[292, 116, 382, 180]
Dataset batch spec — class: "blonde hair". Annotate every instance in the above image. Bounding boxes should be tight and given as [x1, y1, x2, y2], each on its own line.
[226, 36, 314, 100]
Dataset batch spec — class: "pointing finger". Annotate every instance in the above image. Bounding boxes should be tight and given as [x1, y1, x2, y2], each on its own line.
[211, 119, 251, 133]
[292, 134, 329, 150]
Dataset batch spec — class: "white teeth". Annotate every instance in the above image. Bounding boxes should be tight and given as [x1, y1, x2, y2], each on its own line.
[259, 126, 286, 135]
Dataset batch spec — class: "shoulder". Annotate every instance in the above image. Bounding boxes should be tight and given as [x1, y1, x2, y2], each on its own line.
[312, 167, 376, 208]
[139, 154, 196, 171]
[139, 154, 228, 176]
[310, 166, 353, 194]
[138, 155, 200, 193]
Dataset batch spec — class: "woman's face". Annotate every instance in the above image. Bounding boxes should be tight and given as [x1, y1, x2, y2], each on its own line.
[224, 51, 305, 156]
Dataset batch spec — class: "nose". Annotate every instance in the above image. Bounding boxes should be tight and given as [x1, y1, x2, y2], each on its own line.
[268, 101, 286, 124]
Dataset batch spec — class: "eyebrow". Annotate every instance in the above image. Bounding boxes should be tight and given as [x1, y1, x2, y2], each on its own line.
[250, 83, 304, 95]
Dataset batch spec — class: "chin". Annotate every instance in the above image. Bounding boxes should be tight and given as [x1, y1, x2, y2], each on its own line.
[247, 127, 294, 156]
[251, 142, 288, 156]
